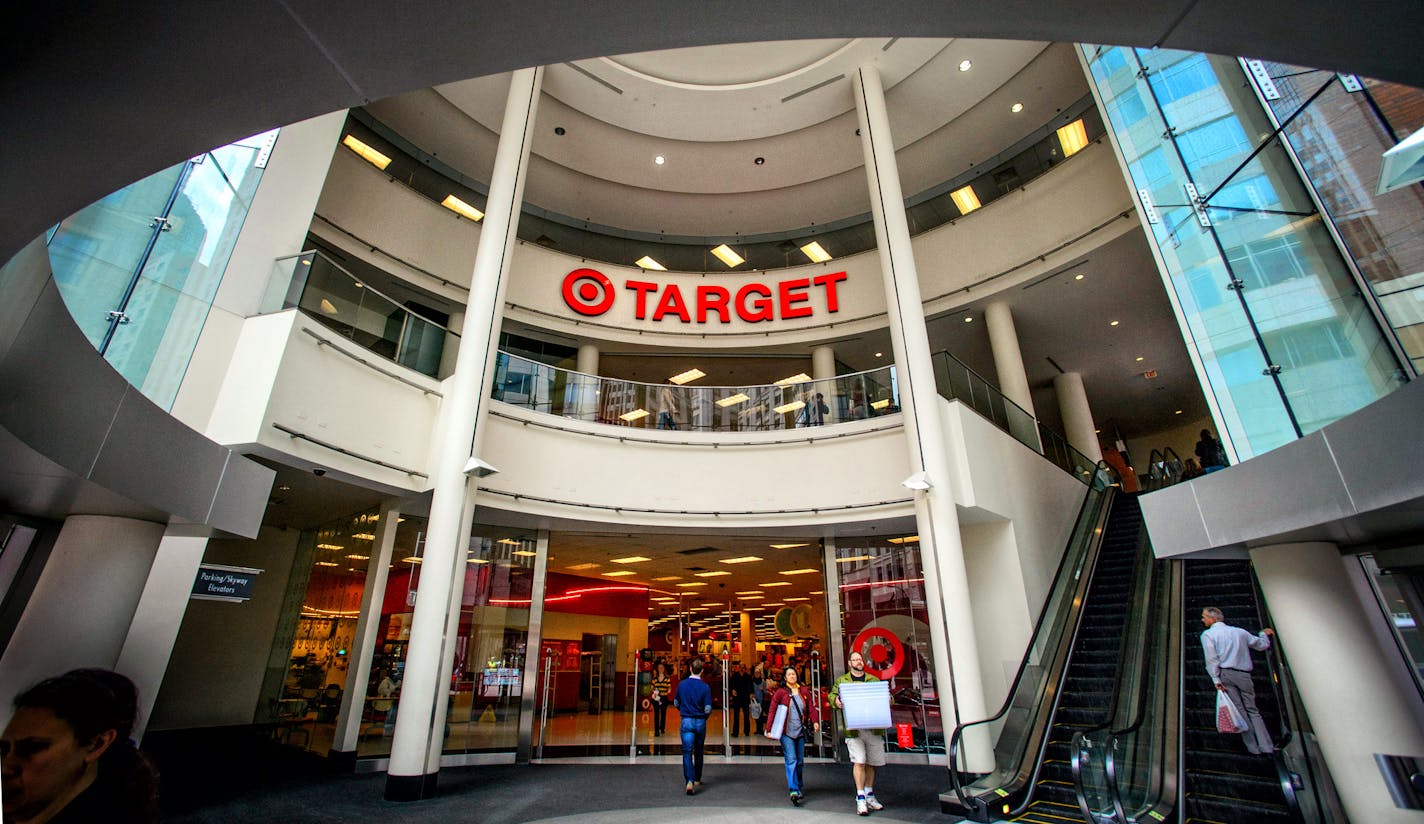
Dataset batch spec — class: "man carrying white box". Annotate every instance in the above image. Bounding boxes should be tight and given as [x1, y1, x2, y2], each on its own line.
[829, 650, 890, 816]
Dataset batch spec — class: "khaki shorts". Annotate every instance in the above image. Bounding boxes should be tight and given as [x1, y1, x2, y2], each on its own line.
[845, 732, 887, 766]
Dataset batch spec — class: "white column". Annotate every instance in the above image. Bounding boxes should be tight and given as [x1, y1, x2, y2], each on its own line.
[330, 499, 401, 759]
[1054, 371, 1102, 462]
[1251, 542, 1424, 824]
[438, 310, 465, 380]
[0, 516, 165, 711]
[114, 525, 211, 741]
[854, 65, 990, 770]
[423, 484, 478, 773]
[386, 66, 543, 801]
[985, 302, 1033, 416]
[575, 342, 600, 421]
[812, 344, 837, 422]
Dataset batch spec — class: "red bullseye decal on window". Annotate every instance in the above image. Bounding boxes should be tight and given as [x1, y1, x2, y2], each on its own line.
[851, 627, 906, 680]
[562, 268, 616, 316]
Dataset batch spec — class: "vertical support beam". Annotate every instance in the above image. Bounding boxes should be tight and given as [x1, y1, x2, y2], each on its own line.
[1054, 371, 1102, 462]
[812, 344, 837, 419]
[115, 525, 210, 741]
[386, 66, 543, 801]
[330, 499, 401, 764]
[985, 301, 1034, 416]
[853, 65, 990, 770]
[438, 310, 465, 380]
[516, 529, 551, 763]
[423, 483, 478, 773]
[575, 343, 600, 421]
[1251, 542, 1424, 824]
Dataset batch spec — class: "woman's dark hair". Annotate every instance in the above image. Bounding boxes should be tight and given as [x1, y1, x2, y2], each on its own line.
[14, 669, 158, 821]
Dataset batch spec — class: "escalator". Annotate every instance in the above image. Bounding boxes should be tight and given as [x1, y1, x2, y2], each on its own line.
[1180, 560, 1298, 824]
[944, 474, 1152, 822]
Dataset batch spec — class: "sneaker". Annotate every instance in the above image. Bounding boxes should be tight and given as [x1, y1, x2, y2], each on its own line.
[685, 781, 695, 795]
[790, 792, 803, 807]
[857, 796, 869, 816]
[865, 794, 884, 811]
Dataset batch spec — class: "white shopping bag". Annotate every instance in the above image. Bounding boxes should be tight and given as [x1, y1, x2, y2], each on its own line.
[765, 704, 788, 739]
[1216, 691, 1247, 734]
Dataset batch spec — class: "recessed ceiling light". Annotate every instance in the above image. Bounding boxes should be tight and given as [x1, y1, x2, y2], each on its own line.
[770, 543, 809, 549]
[887, 535, 920, 544]
[736, 590, 763, 595]
[1110, 320, 1121, 327]
[959, 59, 973, 72]
[719, 556, 763, 565]
[653, 576, 683, 582]
[441, 194, 484, 222]
[773, 373, 812, 386]
[611, 556, 651, 564]
[779, 569, 817, 576]
[773, 400, 805, 415]
[654, 155, 666, 165]
[566, 562, 599, 571]
[810, 590, 824, 595]
[468, 558, 489, 564]
[512, 550, 537, 557]
[401, 556, 423, 564]
[346, 554, 370, 560]
[619, 408, 650, 422]
[603, 570, 637, 577]
[874, 352, 883, 358]
[1057, 119, 1090, 157]
[1074, 273, 1085, 281]
[871, 399, 891, 410]
[738, 594, 764, 600]
[677, 582, 708, 588]
[784, 597, 810, 602]
[710, 244, 745, 268]
[317, 543, 343, 550]
[716, 393, 750, 408]
[1136, 356, 1145, 362]
[964, 316, 974, 323]
[763, 602, 786, 608]
[800, 241, 832, 263]
[1175, 409, 1184, 415]
[759, 581, 793, 588]
[951, 185, 982, 215]
[319, 298, 339, 315]
[342, 135, 392, 170]
[1011, 102, 1024, 113]
[837, 555, 873, 564]
[669, 368, 706, 385]
[634, 255, 667, 271]
[754, 156, 765, 165]
[694, 570, 732, 577]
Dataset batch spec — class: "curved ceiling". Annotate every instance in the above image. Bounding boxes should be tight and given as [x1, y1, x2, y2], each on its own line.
[376, 38, 1081, 236]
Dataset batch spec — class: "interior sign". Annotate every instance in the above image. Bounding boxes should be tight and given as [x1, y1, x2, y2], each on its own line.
[191, 563, 262, 603]
[561, 267, 847, 324]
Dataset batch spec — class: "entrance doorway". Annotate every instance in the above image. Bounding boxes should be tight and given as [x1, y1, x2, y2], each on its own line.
[531, 534, 833, 761]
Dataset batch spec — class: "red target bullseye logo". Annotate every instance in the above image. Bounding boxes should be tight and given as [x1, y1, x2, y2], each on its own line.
[562, 268, 616, 316]
[851, 627, 905, 680]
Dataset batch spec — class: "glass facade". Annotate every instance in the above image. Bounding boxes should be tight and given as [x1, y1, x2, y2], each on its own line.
[1083, 46, 1404, 460]
[47, 130, 278, 408]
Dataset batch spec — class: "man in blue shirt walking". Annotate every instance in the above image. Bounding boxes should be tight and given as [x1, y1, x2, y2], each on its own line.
[673, 659, 713, 794]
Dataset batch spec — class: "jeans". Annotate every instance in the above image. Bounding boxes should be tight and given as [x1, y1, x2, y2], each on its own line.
[730, 704, 751, 736]
[780, 734, 805, 793]
[680, 717, 707, 783]
[653, 700, 669, 735]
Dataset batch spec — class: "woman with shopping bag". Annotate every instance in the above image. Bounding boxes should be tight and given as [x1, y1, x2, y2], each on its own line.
[765, 666, 821, 806]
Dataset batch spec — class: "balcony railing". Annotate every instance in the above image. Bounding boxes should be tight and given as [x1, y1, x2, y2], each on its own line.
[933, 350, 1098, 483]
[266, 250, 456, 378]
[492, 352, 899, 433]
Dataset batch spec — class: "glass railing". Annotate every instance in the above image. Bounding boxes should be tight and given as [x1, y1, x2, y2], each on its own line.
[492, 351, 899, 432]
[932, 350, 1098, 483]
[266, 250, 455, 378]
[946, 465, 1118, 818]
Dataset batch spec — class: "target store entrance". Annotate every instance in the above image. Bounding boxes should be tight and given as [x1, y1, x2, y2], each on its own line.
[531, 532, 944, 764]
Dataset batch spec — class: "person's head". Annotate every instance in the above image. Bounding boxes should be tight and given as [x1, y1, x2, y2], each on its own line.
[1202, 607, 1224, 627]
[2, 669, 149, 821]
[1200, 429, 1214, 441]
[783, 666, 799, 687]
[655, 662, 667, 675]
[848, 650, 866, 674]
[689, 659, 704, 676]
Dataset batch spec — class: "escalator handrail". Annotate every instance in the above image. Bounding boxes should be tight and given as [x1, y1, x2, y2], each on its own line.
[1069, 521, 1157, 823]
[1099, 554, 1183, 824]
[1248, 569, 1309, 818]
[947, 461, 1119, 812]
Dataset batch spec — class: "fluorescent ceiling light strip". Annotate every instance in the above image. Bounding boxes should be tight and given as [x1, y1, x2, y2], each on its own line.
[1057, 119, 1089, 156]
[342, 135, 392, 170]
[773, 400, 805, 415]
[800, 241, 832, 263]
[610, 556, 651, 564]
[669, 368, 705, 385]
[635, 255, 667, 271]
[716, 393, 750, 408]
[619, 408, 650, 421]
[773, 373, 812, 386]
[710, 244, 745, 268]
[719, 556, 762, 564]
[779, 569, 817, 576]
[950, 185, 981, 214]
[602, 570, 637, 577]
[770, 543, 809, 549]
[694, 570, 732, 577]
[441, 194, 484, 221]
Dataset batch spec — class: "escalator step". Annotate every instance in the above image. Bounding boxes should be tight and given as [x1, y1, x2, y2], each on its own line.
[1187, 793, 1294, 822]
[1011, 800, 1087, 823]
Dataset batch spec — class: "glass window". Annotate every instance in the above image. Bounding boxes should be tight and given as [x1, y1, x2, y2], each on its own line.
[1147, 53, 1218, 105]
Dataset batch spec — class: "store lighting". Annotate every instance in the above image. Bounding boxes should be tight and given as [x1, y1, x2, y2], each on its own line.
[1075, 273, 1085, 281]
[837, 555, 872, 564]
[716, 393, 750, 408]
[887, 535, 920, 544]
[653, 575, 683, 581]
[779, 569, 817, 576]
[317, 543, 344, 550]
[512, 550, 537, 557]
[739, 594, 765, 599]
[770, 543, 809, 549]
[785, 597, 810, 602]
[719, 556, 763, 565]
[810, 590, 824, 595]
[694, 570, 732, 577]
[566, 562, 600, 571]
[763, 603, 786, 608]
[315, 561, 338, 567]
[800, 241, 832, 263]
[440, 194, 484, 222]
[345, 554, 370, 560]
[710, 244, 745, 268]
[1136, 356, 1145, 362]
[320, 298, 340, 315]
[773, 373, 812, 386]
[1057, 119, 1089, 157]
[602, 570, 637, 577]
[497, 538, 521, 545]
[611, 556, 651, 564]
[401, 556, 422, 564]
[1110, 320, 1120, 327]
[669, 368, 706, 385]
[468, 558, 489, 564]
[950, 185, 981, 215]
[737, 590, 763, 595]
[773, 400, 806, 415]
[342, 135, 392, 170]
[959, 59, 973, 72]
[1011, 102, 1024, 113]
[635, 255, 667, 271]
[677, 582, 708, 588]
[759, 581, 793, 588]
[352, 532, 375, 541]
[619, 408, 651, 422]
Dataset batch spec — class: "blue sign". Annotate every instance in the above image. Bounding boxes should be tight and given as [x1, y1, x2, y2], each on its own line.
[191, 564, 261, 602]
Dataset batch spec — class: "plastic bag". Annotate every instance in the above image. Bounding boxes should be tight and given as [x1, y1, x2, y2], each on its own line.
[1216, 690, 1247, 734]
[749, 696, 762, 720]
